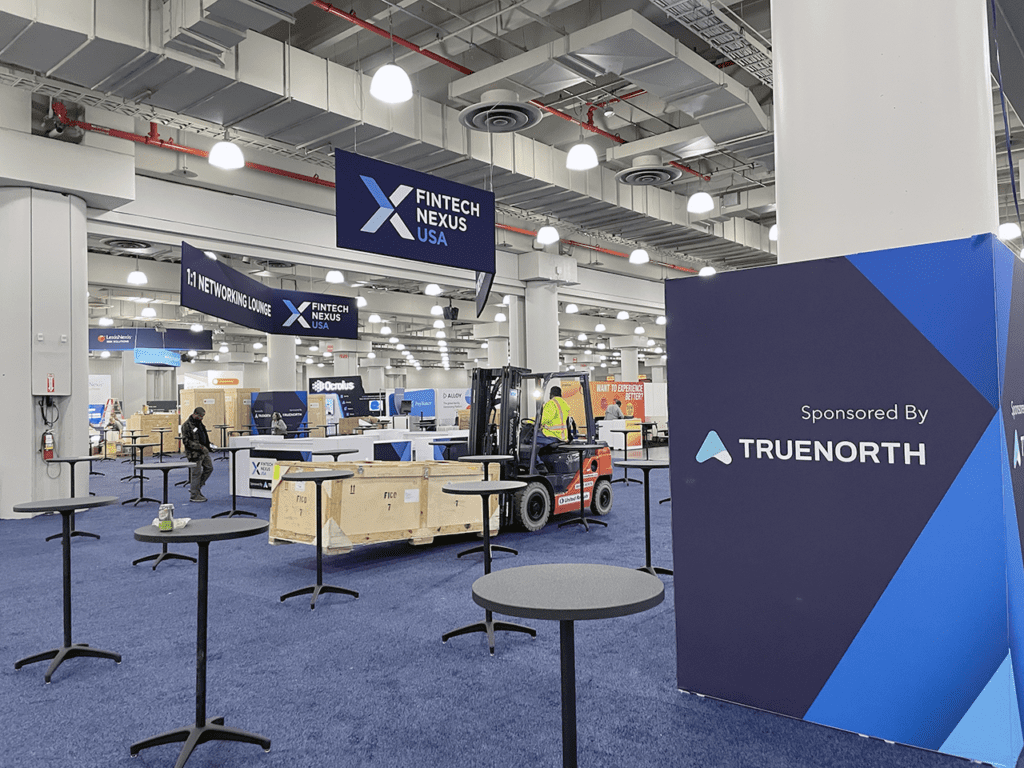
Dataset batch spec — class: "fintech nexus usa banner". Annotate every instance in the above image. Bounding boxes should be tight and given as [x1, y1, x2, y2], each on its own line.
[334, 149, 496, 274]
[666, 235, 1021, 765]
[180, 242, 357, 338]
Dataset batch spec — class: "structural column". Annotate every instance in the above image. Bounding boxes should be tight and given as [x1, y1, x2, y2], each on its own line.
[473, 322, 510, 368]
[267, 334, 296, 391]
[330, 339, 371, 377]
[772, 0, 997, 262]
[524, 282, 560, 373]
[611, 336, 644, 382]
[0, 189, 90, 516]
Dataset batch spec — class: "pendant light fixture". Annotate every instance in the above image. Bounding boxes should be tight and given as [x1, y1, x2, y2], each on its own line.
[208, 130, 244, 170]
[566, 101, 598, 171]
[768, 224, 779, 242]
[687, 191, 714, 214]
[536, 224, 560, 245]
[325, 270, 345, 284]
[999, 222, 1022, 240]
[140, 306, 156, 318]
[370, 10, 412, 104]
[126, 254, 147, 285]
[699, 266, 717, 277]
[628, 248, 650, 264]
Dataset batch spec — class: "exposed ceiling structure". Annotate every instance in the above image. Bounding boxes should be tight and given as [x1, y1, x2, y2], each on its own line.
[0, 0, 1022, 371]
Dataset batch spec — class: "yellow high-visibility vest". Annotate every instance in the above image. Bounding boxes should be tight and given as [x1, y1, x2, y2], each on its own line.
[541, 396, 570, 440]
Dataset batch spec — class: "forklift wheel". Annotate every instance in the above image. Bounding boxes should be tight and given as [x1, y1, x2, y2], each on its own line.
[515, 481, 552, 531]
[590, 478, 613, 516]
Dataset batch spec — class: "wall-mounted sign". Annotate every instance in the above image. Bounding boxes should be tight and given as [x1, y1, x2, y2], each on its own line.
[180, 242, 357, 338]
[335, 149, 496, 273]
[308, 375, 368, 417]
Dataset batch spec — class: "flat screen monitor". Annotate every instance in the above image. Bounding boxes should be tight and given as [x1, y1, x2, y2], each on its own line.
[399, 400, 412, 415]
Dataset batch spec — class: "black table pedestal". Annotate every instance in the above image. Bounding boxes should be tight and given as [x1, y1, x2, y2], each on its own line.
[45, 459, 100, 542]
[560, 620, 577, 768]
[212, 447, 257, 519]
[16, 508, 121, 683]
[133, 464, 198, 570]
[637, 467, 673, 577]
[558, 447, 608, 531]
[442, 484, 534, 654]
[131, 539, 270, 766]
[280, 474, 358, 609]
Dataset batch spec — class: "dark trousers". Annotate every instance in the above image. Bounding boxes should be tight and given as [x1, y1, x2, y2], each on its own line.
[190, 451, 214, 497]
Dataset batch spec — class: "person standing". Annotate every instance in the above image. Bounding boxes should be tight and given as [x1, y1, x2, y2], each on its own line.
[270, 411, 288, 436]
[181, 406, 213, 502]
[604, 399, 625, 420]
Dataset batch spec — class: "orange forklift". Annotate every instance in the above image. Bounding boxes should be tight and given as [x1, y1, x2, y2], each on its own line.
[467, 367, 614, 530]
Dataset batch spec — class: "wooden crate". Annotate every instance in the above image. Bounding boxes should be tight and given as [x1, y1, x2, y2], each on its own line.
[126, 412, 180, 457]
[223, 388, 259, 433]
[180, 389, 226, 427]
[307, 393, 327, 429]
[269, 459, 499, 552]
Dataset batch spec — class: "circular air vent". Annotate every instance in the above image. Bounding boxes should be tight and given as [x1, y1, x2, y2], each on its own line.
[614, 154, 684, 186]
[458, 89, 543, 133]
[101, 238, 155, 253]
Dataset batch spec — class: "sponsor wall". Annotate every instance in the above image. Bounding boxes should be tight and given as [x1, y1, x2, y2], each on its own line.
[308, 375, 368, 416]
[666, 234, 1023, 766]
[250, 391, 308, 435]
[559, 380, 646, 444]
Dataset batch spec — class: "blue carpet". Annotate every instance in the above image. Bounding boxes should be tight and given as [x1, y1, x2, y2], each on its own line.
[0, 453, 968, 768]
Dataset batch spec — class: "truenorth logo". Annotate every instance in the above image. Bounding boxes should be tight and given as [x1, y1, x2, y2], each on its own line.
[696, 431, 732, 464]
[360, 176, 413, 240]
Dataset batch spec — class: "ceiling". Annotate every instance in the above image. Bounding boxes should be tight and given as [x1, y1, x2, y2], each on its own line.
[1, 0, 1022, 372]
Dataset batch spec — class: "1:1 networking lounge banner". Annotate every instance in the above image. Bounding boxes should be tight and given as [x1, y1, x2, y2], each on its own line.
[180, 242, 358, 338]
[665, 234, 1024, 767]
[334, 149, 496, 275]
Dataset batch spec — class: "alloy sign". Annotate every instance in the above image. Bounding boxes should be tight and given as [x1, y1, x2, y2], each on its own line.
[180, 242, 357, 338]
[335, 149, 496, 273]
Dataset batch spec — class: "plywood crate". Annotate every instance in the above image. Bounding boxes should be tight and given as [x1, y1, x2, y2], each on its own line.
[223, 388, 259, 433]
[180, 389, 226, 427]
[126, 412, 180, 457]
[307, 393, 327, 430]
[269, 459, 499, 551]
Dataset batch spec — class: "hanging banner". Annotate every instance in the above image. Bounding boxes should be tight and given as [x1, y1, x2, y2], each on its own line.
[89, 328, 213, 351]
[335, 149, 496, 273]
[180, 242, 358, 338]
[475, 271, 495, 318]
[133, 348, 181, 367]
[308, 375, 368, 416]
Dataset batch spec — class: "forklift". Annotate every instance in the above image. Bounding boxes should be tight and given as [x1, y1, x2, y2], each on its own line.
[467, 366, 614, 530]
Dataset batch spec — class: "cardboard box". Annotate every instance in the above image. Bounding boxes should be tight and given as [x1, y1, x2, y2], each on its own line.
[269, 459, 499, 551]
[333, 415, 379, 435]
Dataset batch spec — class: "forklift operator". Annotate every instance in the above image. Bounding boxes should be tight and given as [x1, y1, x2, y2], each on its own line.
[539, 386, 571, 445]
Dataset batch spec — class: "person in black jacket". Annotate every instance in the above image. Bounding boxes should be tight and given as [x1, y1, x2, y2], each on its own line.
[181, 406, 213, 502]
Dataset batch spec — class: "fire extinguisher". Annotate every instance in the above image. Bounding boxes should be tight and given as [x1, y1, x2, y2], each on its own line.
[42, 430, 55, 460]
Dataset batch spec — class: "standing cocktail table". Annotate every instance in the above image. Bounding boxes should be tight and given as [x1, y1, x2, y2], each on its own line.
[613, 459, 673, 577]
[45, 456, 102, 541]
[132, 518, 271, 767]
[473, 564, 663, 768]
[13, 495, 121, 682]
[557, 444, 609, 531]
[278, 469, 358, 609]
[454, 455, 517, 560]
[441, 479, 535, 655]
[212, 446, 259, 519]
[609, 429, 642, 486]
[121, 443, 161, 505]
[133, 461, 199, 570]
[212, 425, 231, 460]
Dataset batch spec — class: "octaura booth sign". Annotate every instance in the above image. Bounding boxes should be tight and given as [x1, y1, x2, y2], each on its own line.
[334, 149, 495, 274]
[180, 242, 357, 338]
[665, 234, 1024, 767]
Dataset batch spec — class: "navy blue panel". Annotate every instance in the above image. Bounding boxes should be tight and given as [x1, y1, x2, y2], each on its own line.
[848, 236, 999, 408]
[666, 255, 996, 718]
[335, 149, 495, 273]
[804, 415, 1005, 749]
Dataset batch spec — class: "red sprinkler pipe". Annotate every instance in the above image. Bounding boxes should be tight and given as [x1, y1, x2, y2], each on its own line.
[311, 0, 709, 181]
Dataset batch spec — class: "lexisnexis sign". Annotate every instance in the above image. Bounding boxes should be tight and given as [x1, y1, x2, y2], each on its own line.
[335, 148, 496, 273]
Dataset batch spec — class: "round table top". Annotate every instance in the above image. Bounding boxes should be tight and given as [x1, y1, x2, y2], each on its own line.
[135, 518, 268, 544]
[458, 454, 513, 464]
[46, 455, 98, 464]
[214, 424, 231, 428]
[609, 428, 641, 434]
[564, 442, 607, 450]
[127, 442, 160, 450]
[122, 429, 142, 435]
[152, 427, 173, 432]
[279, 469, 354, 483]
[138, 461, 195, 472]
[429, 438, 468, 445]
[443, 480, 525, 496]
[614, 459, 670, 470]
[473, 563, 664, 621]
[13, 495, 119, 514]
[311, 448, 359, 456]
[125, 434, 148, 441]
[215, 445, 250, 453]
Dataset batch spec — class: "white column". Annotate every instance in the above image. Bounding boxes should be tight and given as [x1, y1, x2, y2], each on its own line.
[487, 338, 510, 368]
[122, 352, 149, 416]
[525, 282, 560, 373]
[0, 189, 90, 515]
[330, 339, 371, 377]
[648, 362, 667, 383]
[507, 295, 525, 368]
[267, 334, 296, 391]
[362, 360, 387, 392]
[772, 0, 998, 262]
[620, 347, 639, 382]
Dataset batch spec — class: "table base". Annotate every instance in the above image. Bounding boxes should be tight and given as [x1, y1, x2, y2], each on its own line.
[212, 508, 258, 519]
[120, 472, 143, 481]
[659, 497, 670, 504]
[558, 514, 608, 531]
[15, 642, 120, 683]
[123, 495, 161, 506]
[456, 542, 518, 559]
[610, 476, 642, 486]
[134, 543, 197, 570]
[637, 564, 674, 577]
[46, 529, 100, 542]
[442, 610, 535, 655]
[130, 716, 270, 768]
[280, 583, 358, 610]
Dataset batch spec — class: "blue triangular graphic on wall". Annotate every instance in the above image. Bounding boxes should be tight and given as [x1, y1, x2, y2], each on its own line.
[805, 415, 1007, 750]
[696, 430, 732, 464]
[940, 653, 1023, 767]
[847, 235, 999, 408]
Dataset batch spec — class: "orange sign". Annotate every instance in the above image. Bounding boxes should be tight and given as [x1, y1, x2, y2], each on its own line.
[559, 380, 646, 440]
[213, 377, 240, 386]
